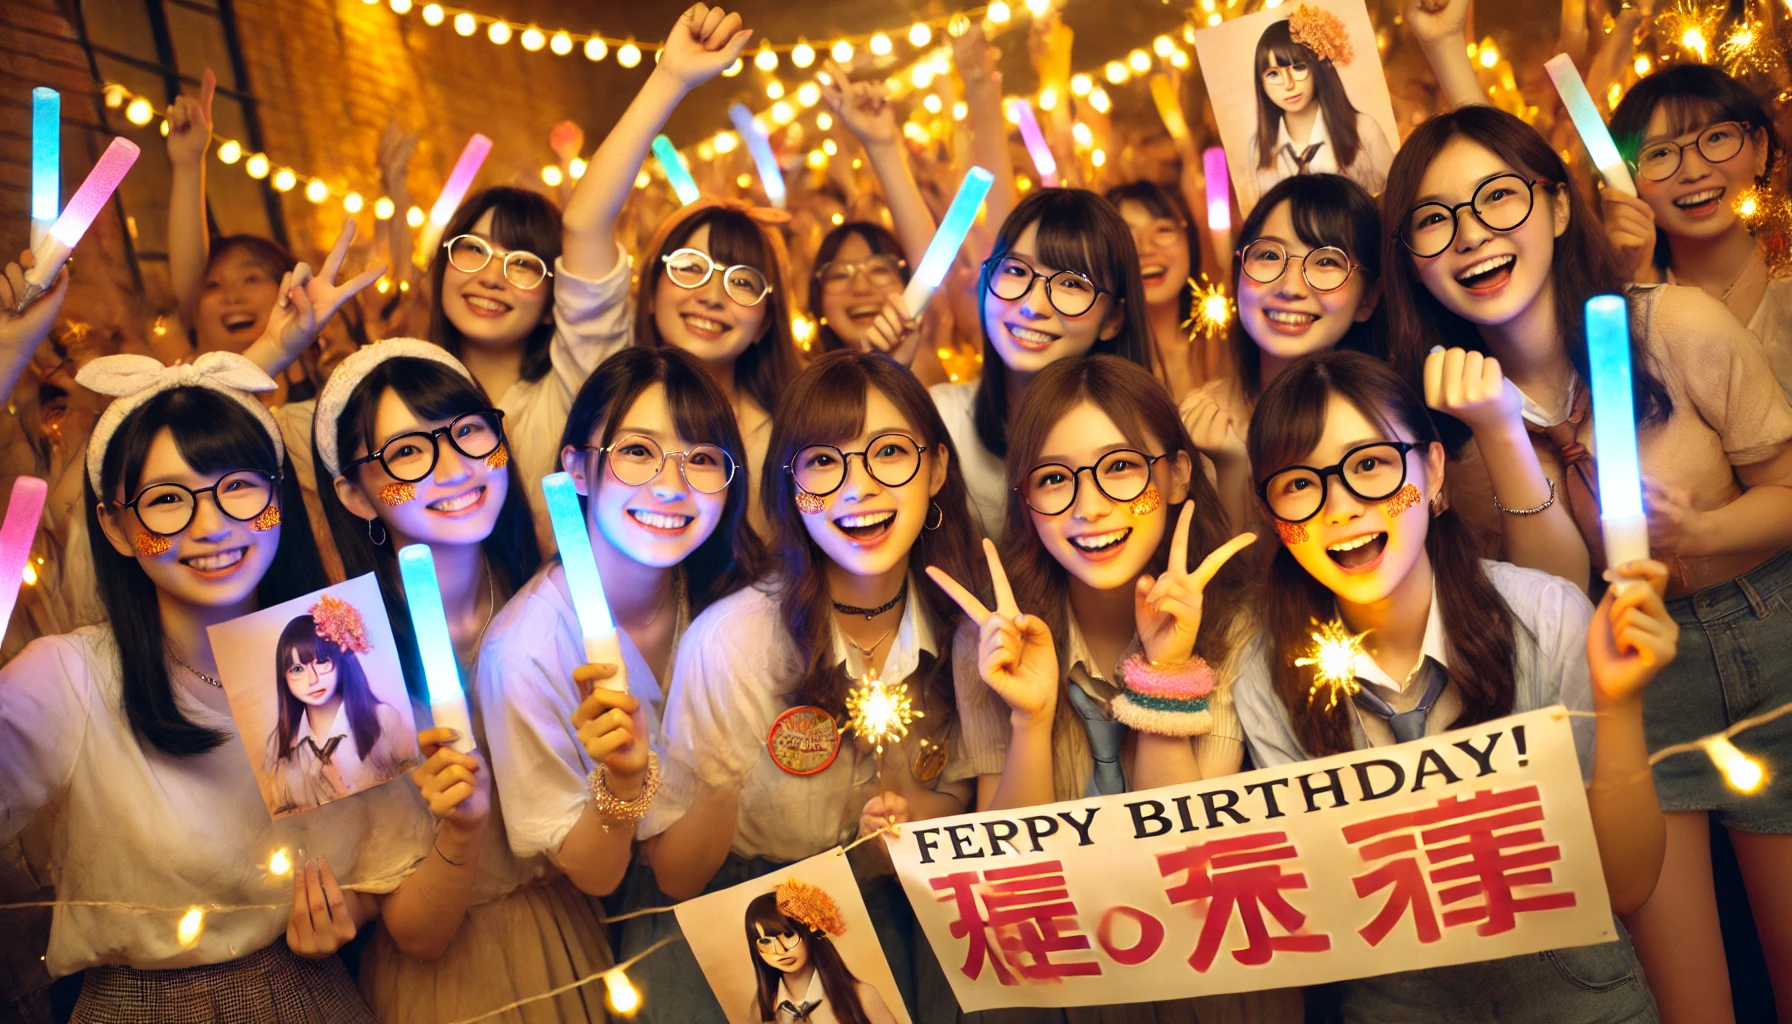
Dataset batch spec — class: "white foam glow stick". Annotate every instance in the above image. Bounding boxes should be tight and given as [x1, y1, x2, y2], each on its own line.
[417, 133, 493, 264]
[1585, 295, 1649, 581]
[902, 166, 997, 318]
[1010, 100, 1059, 187]
[396, 544, 477, 753]
[652, 135, 701, 207]
[541, 472, 627, 692]
[0, 477, 47, 643]
[18, 137, 139, 312]
[1544, 55, 1636, 196]
[729, 105, 786, 209]
[32, 88, 59, 249]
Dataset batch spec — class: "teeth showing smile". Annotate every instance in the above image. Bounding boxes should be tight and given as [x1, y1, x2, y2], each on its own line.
[1674, 188, 1723, 208]
[682, 314, 728, 333]
[464, 294, 511, 313]
[1455, 253, 1514, 285]
[836, 510, 896, 529]
[428, 488, 484, 513]
[182, 547, 246, 572]
[1006, 324, 1058, 349]
[630, 509, 693, 530]
[222, 313, 257, 331]
[1141, 264, 1168, 277]
[1265, 309, 1319, 326]
[1070, 527, 1130, 551]
[1327, 534, 1380, 552]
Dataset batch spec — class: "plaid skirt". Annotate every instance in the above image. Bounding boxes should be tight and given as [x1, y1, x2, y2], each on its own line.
[71, 940, 376, 1024]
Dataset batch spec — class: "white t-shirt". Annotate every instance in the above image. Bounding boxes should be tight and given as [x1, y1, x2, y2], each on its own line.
[1750, 276, 1792, 401]
[928, 381, 1008, 541]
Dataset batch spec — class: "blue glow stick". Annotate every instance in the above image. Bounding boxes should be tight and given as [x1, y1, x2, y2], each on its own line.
[1544, 55, 1636, 197]
[31, 88, 59, 248]
[396, 544, 476, 753]
[902, 166, 996, 318]
[652, 135, 700, 206]
[1585, 295, 1650, 577]
[729, 105, 786, 209]
[541, 472, 628, 691]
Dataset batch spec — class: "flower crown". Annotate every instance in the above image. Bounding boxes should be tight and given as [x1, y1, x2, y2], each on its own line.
[1288, 5, 1354, 66]
[776, 877, 846, 937]
[311, 595, 371, 655]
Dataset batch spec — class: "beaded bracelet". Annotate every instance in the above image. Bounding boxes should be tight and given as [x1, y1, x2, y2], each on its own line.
[1493, 478, 1555, 516]
[1111, 653, 1216, 737]
[589, 752, 661, 833]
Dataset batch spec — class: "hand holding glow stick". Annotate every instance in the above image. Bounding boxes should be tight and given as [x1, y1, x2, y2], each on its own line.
[416, 133, 493, 265]
[0, 477, 47, 643]
[728, 105, 786, 209]
[1148, 76, 1190, 144]
[1544, 55, 1636, 196]
[541, 472, 628, 693]
[652, 135, 701, 207]
[32, 88, 59, 249]
[1009, 101, 1059, 187]
[1584, 294, 1650, 584]
[396, 544, 477, 754]
[17, 136, 139, 313]
[902, 166, 997, 319]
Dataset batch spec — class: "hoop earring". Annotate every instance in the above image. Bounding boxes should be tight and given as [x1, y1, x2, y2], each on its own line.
[367, 518, 388, 546]
[925, 501, 944, 531]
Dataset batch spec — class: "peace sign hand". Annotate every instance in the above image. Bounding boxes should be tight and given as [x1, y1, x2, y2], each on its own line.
[928, 538, 1059, 724]
[250, 220, 385, 374]
[1135, 503, 1255, 667]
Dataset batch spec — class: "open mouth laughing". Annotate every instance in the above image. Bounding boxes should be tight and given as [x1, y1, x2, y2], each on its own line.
[462, 293, 513, 318]
[679, 312, 733, 341]
[1326, 531, 1387, 571]
[1453, 253, 1515, 295]
[221, 312, 260, 337]
[1262, 307, 1321, 335]
[1068, 526, 1131, 561]
[834, 509, 896, 544]
[1141, 263, 1169, 288]
[1672, 187, 1724, 218]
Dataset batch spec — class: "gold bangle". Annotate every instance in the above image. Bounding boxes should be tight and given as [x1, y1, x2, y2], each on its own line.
[589, 752, 661, 833]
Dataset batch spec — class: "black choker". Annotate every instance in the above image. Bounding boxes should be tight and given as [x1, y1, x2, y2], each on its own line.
[832, 579, 908, 619]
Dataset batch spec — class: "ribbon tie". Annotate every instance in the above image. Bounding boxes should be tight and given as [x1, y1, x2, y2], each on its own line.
[77, 351, 285, 491]
[1526, 383, 1606, 565]
[300, 734, 345, 765]
[779, 999, 822, 1021]
[1280, 142, 1326, 175]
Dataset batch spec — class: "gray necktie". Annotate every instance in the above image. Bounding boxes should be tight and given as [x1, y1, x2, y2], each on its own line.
[1065, 682, 1127, 796]
[1351, 661, 1447, 744]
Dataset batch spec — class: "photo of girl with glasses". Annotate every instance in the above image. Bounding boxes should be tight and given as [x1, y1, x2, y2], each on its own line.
[1180, 173, 1385, 535]
[1606, 63, 1792, 400]
[929, 188, 1156, 541]
[743, 881, 898, 1024]
[477, 346, 766, 1021]
[644, 351, 985, 1020]
[0, 352, 480, 1019]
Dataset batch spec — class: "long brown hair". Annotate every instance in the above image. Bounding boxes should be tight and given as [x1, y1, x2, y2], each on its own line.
[743, 892, 870, 1024]
[1000, 354, 1249, 797]
[1253, 19, 1364, 171]
[426, 187, 563, 384]
[761, 351, 987, 717]
[1246, 350, 1517, 757]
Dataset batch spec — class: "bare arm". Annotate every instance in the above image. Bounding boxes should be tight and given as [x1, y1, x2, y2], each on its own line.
[377, 728, 490, 960]
[980, 711, 1059, 811]
[1403, 0, 1484, 111]
[166, 70, 216, 308]
[953, 26, 1017, 259]
[546, 677, 651, 898]
[822, 62, 937, 266]
[1666, 445, 1792, 559]
[643, 782, 740, 901]
[0, 254, 68, 400]
[377, 124, 418, 284]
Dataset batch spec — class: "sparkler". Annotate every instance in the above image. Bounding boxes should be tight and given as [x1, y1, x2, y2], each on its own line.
[845, 668, 921, 793]
[1296, 619, 1369, 711]
[1181, 275, 1233, 343]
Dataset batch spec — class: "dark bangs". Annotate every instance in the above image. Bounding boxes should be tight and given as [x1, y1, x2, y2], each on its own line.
[334, 358, 492, 470]
[811, 221, 910, 353]
[103, 388, 281, 501]
[426, 186, 563, 384]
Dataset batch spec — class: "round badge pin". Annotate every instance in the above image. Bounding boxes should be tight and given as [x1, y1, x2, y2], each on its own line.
[767, 705, 843, 776]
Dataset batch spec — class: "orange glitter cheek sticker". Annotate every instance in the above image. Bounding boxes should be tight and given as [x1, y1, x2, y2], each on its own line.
[379, 482, 416, 507]
[1382, 483, 1422, 519]
[251, 505, 281, 532]
[794, 491, 826, 515]
[1274, 520, 1308, 545]
[485, 445, 509, 470]
[134, 532, 171, 557]
[1128, 485, 1163, 517]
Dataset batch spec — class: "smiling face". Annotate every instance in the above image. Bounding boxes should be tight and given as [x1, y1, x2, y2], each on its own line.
[818, 231, 905, 346]
[651, 222, 773, 371]
[1261, 56, 1313, 115]
[338, 388, 509, 550]
[574, 383, 730, 568]
[100, 428, 280, 610]
[1408, 137, 1569, 329]
[1238, 200, 1376, 363]
[193, 248, 283, 355]
[439, 208, 555, 352]
[1635, 106, 1769, 244]
[1117, 199, 1192, 309]
[284, 650, 340, 706]
[754, 925, 809, 974]
[1272, 396, 1444, 607]
[1026, 401, 1191, 592]
[982, 221, 1122, 374]
[794, 387, 947, 580]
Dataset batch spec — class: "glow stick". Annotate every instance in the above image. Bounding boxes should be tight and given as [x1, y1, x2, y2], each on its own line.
[1148, 75, 1189, 143]
[541, 472, 627, 692]
[1544, 55, 1636, 196]
[1203, 147, 1231, 235]
[1009, 100, 1059, 188]
[652, 134, 701, 206]
[18, 137, 139, 312]
[0, 477, 47, 643]
[1584, 295, 1649, 578]
[417, 133, 493, 264]
[728, 105, 786, 209]
[31, 88, 59, 248]
[902, 166, 996, 318]
[396, 544, 477, 753]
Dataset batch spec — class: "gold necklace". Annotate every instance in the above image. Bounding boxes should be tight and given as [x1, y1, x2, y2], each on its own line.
[167, 648, 222, 687]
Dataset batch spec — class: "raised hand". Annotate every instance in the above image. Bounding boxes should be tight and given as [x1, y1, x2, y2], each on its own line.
[165, 68, 216, 167]
[411, 726, 491, 830]
[1179, 390, 1247, 467]
[820, 60, 898, 146]
[251, 220, 385, 372]
[858, 790, 910, 839]
[286, 857, 362, 958]
[1587, 559, 1677, 707]
[950, 23, 1002, 91]
[1401, 0, 1470, 47]
[1601, 190, 1659, 282]
[859, 295, 922, 367]
[928, 538, 1059, 722]
[1135, 503, 1255, 666]
[657, 4, 754, 92]
[549, 121, 586, 164]
[1423, 346, 1522, 434]
[377, 122, 418, 201]
[571, 664, 651, 786]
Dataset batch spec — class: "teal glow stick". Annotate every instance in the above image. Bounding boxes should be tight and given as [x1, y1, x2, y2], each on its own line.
[729, 104, 786, 209]
[1544, 55, 1636, 196]
[1584, 295, 1649, 577]
[652, 135, 700, 206]
[902, 166, 996, 318]
[396, 544, 476, 753]
[32, 88, 59, 248]
[542, 472, 627, 691]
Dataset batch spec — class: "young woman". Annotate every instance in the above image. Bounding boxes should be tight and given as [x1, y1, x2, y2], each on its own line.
[0, 352, 486, 1018]
[928, 188, 1156, 540]
[743, 881, 898, 1024]
[1181, 173, 1383, 535]
[1606, 62, 1791, 398]
[1245, 8, 1394, 210]
[643, 351, 984, 1019]
[475, 345, 766, 1018]
[1106, 180, 1219, 400]
[1236, 349, 1675, 1021]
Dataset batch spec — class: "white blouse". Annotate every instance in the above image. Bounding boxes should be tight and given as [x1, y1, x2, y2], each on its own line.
[928, 381, 1008, 541]
[1244, 109, 1395, 211]
[0, 627, 432, 975]
[261, 700, 414, 816]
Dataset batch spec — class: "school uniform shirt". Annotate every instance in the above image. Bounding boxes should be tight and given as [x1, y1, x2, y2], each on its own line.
[261, 700, 414, 816]
[1245, 110, 1395, 209]
[643, 581, 939, 863]
[754, 967, 899, 1024]
[929, 380, 1009, 541]
[0, 627, 432, 976]
[1232, 560, 1598, 782]
[475, 562, 681, 856]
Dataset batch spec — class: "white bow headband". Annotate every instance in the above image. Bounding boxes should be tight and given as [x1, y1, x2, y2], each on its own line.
[313, 338, 477, 479]
[78, 352, 285, 493]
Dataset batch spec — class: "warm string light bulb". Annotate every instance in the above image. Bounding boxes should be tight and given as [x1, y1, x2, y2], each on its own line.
[177, 907, 204, 948]
[453, 12, 475, 36]
[1295, 619, 1369, 710]
[605, 970, 641, 1015]
[541, 164, 564, 187]
[216, 139, 242, 164]
[374, 195, 396, 220]
[269, 848, 293, 875]
[1705, 736, 1765, 793]
[343, 191, 364, 213]
[550, 31, 573, 55]
[908, 23, 931, 47]
[245, 153, 270, 179]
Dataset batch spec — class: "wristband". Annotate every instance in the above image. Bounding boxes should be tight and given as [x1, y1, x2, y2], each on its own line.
[1111, 653, 1215, 737]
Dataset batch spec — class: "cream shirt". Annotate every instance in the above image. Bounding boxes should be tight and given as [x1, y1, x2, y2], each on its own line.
[928, 381, 1008, 541]
[0, 627, 431, 975]
[1245, 110, 1394, 210]
[261, 700, 414, 816]
[1750, 276, 1792, 401]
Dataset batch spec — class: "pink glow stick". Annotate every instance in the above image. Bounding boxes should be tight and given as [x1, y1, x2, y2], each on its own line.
[1203, 147, 1231, 236]
[418, 133, 494, 264]
[19, 138, 140, 311]
[1010, 100, 1059, 187]
[0, 477, 47, 641]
